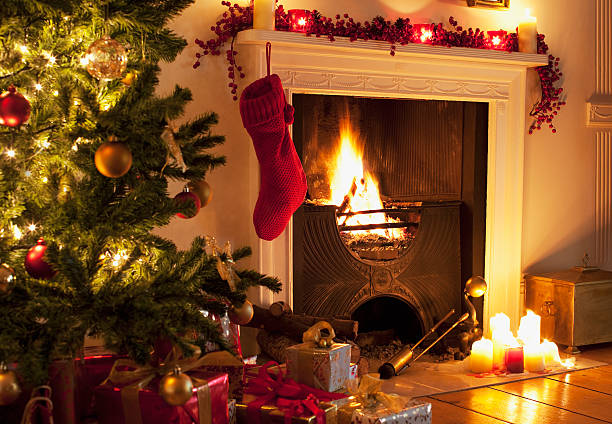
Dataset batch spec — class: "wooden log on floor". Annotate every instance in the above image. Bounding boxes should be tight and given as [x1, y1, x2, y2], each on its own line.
[292, 315, 359, 340]
[257, 330, 298, 363]
[243, 304, 359, 341]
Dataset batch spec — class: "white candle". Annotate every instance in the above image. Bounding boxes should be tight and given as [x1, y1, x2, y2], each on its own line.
[253, 0, 275, 30]
[517, 310, 541, 346]
[524, 344, 545, 372]
[541, 340, 561, 367]
[470, 338, 493, 374]
[518, 9, 537, 53]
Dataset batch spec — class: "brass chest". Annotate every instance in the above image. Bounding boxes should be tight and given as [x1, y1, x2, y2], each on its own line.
[525, 268, 612, 351]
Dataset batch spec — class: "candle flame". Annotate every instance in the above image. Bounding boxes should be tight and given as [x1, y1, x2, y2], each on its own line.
[492, 36, 501, 46]
[420, 29, 432, 43]
[298, 17, 307, 26]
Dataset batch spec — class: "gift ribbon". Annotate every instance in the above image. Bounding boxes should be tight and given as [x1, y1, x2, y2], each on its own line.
[101, 345, 218, 424]
[244, 361, 345, 424]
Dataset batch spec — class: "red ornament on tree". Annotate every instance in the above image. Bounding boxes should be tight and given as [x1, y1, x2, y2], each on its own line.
[174, 189, 201, 219]
[0, 85, 31, 127]
[25, 238, 56, 280]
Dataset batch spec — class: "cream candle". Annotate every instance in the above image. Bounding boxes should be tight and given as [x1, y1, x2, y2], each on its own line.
[253, 0, 275, 30]
[518, 9, 537, 53]
[524, 344, 545, 372]
[470, 338, 493, 374]
[541, 339, 561, 367]
[517, 310, 541, 346]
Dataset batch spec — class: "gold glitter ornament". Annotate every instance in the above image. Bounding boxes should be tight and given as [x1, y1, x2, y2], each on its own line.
[86, 35, 127, 80]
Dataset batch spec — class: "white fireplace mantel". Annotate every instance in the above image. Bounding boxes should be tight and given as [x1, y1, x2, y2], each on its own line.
[236, 29, 548, 331]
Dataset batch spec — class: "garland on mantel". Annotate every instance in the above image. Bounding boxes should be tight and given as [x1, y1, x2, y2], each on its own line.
[194, 2, 565, 134]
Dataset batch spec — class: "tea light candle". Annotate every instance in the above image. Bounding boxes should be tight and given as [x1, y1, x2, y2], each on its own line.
[523, 344, 545, 372]
[486, 30, 507, 50]
[518, 9, 537, 53]
[505, 347, 524, 373]
[470, 338, 493, 373]
[412, 24, 433, 44]
[253, 0, 275, 30]
[541, 339, 561, 367]
[517, 310, 541, 346]
[288, 9, 311, 33]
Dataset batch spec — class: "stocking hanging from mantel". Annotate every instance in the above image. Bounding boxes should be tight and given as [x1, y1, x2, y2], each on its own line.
[239, 42, 307, 241]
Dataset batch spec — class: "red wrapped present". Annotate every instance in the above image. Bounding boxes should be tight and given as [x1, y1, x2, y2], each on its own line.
[238, 361, 347, 424]
[75, 354, 123, 421]
[198, 350, 244, 399]
[94, 351, 229, 424]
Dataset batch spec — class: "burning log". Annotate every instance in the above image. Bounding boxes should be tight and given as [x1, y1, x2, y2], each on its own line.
[336, 177, 358, 226]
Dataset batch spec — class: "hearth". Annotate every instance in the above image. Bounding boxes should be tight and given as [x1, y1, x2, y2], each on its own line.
[292, 94, 488, 343]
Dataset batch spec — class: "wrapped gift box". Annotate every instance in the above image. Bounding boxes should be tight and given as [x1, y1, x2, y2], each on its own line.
[286, 343, 351, 392]
[198, 350, 245, 399]
[351, 400, 432, 424]
[94, 370, 229, 424]
[237, 394, 338, 424]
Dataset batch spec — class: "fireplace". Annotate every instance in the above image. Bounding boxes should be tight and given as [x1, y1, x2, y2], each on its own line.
[291, 94, 488, 341]
[236, 29, 548, 331]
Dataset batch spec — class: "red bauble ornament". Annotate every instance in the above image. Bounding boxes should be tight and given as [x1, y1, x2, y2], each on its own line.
[0, 85, 31, 127]
[25, 238, 56, 280]
[174, 190, 201, 219]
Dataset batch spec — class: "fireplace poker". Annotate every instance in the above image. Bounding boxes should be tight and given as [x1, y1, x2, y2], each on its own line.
[379, 311, 470, 379]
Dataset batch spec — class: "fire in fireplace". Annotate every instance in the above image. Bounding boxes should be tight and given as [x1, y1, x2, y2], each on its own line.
[292, 94, 488, 347]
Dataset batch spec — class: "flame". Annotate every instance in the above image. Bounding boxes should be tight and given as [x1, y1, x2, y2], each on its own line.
[329, 121, 403, 239]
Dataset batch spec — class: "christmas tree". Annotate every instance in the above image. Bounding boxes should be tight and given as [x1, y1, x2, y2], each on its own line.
[0, 0, 280, 387]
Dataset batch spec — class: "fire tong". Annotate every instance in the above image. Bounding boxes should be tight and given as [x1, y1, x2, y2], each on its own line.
[378, 309, 469, 379]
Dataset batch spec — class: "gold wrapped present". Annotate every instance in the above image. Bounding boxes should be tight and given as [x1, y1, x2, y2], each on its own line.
[236, 395, 337, 424]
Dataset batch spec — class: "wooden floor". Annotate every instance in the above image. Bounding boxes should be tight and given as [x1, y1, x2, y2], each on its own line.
[418, 343, 612, 423]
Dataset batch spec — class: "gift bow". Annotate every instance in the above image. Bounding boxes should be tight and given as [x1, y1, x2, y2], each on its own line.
[338, 374, 407, 424]
[102, 345, 215, 424]
[245, 361, 345, 424]
[302, 321, 336, 348]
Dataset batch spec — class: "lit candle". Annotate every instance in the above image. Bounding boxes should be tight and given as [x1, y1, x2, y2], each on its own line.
[470, 338, 493, 373]
[253, 0, 275, 30]
[541, 339, 561, 367]
[505, 347, 524, 373]
[517, 310, 541, 346]
[523, 344, 545, 372]
[412, 24, 433, 44]
[518, 9, 537, 53]
[490, 313, 513, 367]
[486, 30, 507, 50]
[288, 9, 311, 33]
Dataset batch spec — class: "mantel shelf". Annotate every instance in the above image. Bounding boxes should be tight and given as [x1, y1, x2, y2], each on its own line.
[236, 29, 549, 68]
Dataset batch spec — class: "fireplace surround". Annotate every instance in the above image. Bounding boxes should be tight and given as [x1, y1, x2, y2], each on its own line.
[236, 29, 548, 331]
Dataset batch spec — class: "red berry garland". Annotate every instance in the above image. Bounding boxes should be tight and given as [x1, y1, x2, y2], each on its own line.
[195, 2, 565, 134]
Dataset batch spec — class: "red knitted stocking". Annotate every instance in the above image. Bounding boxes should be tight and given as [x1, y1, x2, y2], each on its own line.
[240, 74, 307, 241]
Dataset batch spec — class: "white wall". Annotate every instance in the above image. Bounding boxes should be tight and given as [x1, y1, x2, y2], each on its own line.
[155, 0, 599, 276]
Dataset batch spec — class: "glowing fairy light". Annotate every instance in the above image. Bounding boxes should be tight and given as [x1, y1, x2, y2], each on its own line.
[5, 149, 15, 158]
[72, 144, 78, 151]
[24, 170, 31, 177]
[41, 140, 51, 148]
[73, 99, 79, 106]
[80, 55, 90, 66]
[19, 45, 28, 53]
[41, 176, 48, 183]
[34, 83, 43, 91]
[28, 223, 36, 232]
[53, 90, 59, 96]
[13, 226, 22, 240]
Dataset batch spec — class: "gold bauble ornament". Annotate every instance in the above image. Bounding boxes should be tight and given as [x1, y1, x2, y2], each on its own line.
[187, 180, 213, 207]
[0, 263, 15, 293]
[465, 276, 487, 298]
[95, 136, 133, 178]
[0, 363, 21, 406]
[229, 299, 254, 326]
[86, 35, 127, 80]
[159, 366, 193, 406]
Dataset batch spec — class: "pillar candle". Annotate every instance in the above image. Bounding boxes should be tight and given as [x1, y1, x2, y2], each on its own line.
[288, 10, 311, 33]
[523, 344, 545, 372]
[253, 0, 275, 30]
[505, 347, 524, 373]
[518, 9, 537, 53]
[517, 310, 541, 346]
[470, 338, 493, 374]
[541, 340, 561, 367]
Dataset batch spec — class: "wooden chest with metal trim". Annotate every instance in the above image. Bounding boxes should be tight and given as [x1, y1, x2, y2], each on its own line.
[525, 267, 612, 352]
